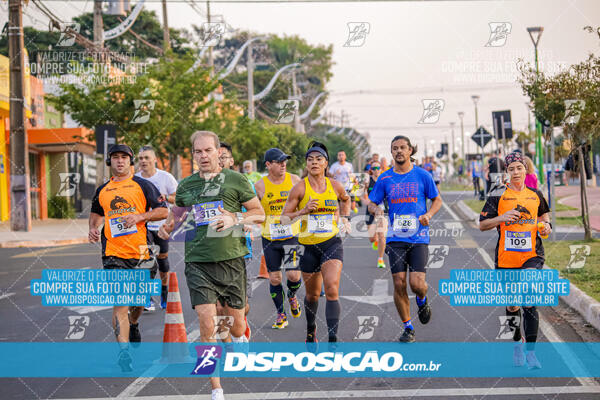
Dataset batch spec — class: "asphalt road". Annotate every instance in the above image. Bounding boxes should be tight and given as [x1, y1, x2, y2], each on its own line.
[1, 192, 599, 400]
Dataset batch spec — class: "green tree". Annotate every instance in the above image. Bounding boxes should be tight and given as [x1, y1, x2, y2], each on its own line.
[518, 53, 600, 240]
[47, 53, 220, 173]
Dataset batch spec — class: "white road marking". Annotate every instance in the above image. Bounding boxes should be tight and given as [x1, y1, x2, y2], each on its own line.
[442, 201, 460, 221]
[117, 329, 200, 398]
[342, 279, 413, 305]
[0, 292, 15, 300]
[60, 385, 600, 400]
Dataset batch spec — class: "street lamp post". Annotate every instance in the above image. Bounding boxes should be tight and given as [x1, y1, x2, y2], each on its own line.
[527, 26, 545, 185]
[472, 95, 485, 198]
[458, 111, 465, 173]
[450, 121, 456, 166]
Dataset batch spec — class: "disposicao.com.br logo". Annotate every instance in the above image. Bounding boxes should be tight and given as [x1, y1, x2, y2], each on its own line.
[224, 350, 441, 374]
[190, 344, 443, 376]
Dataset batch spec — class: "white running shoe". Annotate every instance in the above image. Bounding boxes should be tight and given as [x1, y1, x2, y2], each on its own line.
[526, 351, 542, 369]
[212, 388, 225, 400]
[513, 342, 525, 367]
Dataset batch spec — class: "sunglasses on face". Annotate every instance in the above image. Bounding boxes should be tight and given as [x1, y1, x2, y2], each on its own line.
[371, 166, 381, 170]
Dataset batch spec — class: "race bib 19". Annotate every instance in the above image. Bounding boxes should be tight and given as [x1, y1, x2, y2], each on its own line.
[270, 223, 293, 240]
[504, 231, 532, 252]
[307, 214, 334, 233]
[193, 201, 223, 226]
[392, 214, 418, 232]
[109, 216, 138, 238]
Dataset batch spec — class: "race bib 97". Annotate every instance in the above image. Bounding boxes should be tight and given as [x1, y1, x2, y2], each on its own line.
[193, 201, 223, 226]
[109, 216, 138, 238]
[504, 231, 532, 252]
[307, 214, 334, 233]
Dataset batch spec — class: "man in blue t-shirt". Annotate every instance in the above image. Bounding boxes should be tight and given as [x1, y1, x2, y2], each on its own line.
[367, 135, 443, 343]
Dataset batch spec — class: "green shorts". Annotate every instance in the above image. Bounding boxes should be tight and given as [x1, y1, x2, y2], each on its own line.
[185, 257, 247, 309]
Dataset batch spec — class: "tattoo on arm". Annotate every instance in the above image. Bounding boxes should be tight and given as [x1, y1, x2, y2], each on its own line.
[113, 315, 120, 340]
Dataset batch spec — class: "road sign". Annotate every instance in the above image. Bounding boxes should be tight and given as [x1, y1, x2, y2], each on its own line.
[95, 124, 117, 155]
[441, 143, 448, 155]
[492, 110, 513, 139]
[471, 126, 493, 149]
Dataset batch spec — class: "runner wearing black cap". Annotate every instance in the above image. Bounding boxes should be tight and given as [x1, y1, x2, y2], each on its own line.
[88, 144, 168, 370]
[255, 148, 303, 330]
[282, 142, 351, 343]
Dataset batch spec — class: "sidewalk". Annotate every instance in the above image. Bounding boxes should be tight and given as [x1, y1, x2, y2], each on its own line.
[0, 218, 89, 248]
[555, 185, 600, 232]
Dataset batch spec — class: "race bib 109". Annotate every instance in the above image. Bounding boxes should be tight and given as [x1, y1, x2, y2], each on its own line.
[504, 231, 532, 252]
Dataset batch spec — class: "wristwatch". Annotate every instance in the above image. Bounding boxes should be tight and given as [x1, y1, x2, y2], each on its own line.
[235, 212, 244, 225]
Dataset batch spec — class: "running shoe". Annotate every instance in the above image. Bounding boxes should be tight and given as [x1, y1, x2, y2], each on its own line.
[144, 298, 156, 312]
[129, 323, 141, 344]
[272, 313, 288, 329]
[398, 327, 416, 343]
[289, 296, 302, 318]
[513, 341, 525, 367]
[211, 388, 225, 400]
[244, 316, 251, 341]
[117, 349, 133, 372]
[417, 301, 432, 324]
[372, 241, 378, 251]
[377, 257, 386, 269]
[320, 288, 325, 297]
[526, 351, 542, 369]
[160, 286, 168, 309]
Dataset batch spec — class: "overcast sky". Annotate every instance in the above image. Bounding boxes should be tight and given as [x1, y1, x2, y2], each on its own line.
[12, 0, 600, 158]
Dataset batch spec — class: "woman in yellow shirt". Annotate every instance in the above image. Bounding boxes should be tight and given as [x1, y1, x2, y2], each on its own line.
[282, 142, 351, 343]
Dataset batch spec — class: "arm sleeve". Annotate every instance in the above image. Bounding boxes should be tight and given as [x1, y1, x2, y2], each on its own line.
[368, 177, 385, 205]
[90, 186, 104, 216]
[479, 196, 500, 222]
[536, 190, 550, 216]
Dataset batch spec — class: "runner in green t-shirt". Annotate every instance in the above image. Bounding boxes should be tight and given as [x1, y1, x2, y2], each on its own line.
[159, 131, 264, 400]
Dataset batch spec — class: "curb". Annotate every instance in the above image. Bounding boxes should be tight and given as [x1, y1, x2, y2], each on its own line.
[558, 277, 600, 333]
[454, 199, 479, 222]
[0, 237, 89, 249]
[454, 199, 600, 334]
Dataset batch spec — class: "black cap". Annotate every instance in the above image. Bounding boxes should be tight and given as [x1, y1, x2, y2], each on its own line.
[264, 148, 291, 163]
[108, 144, 134, 159]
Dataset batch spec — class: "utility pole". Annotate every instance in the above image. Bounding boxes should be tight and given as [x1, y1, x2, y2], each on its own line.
[207, 1, 214, 75]
[8, 0, 31, 231]
[291, 69, 301, 132]
[458, 111, 465, 173]
[162, 0, 170, 52]
[450, 121, 455, 163]
[247, 40, 255, 119]
[93, 0, 103, 47]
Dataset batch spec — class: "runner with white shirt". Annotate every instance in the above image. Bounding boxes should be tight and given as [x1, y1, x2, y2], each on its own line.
[136, 146, 178, 309]
[329, 151, 358, 213]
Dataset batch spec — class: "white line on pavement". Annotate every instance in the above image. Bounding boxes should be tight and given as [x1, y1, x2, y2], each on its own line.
[59, 385, 600, 400]
[117, 329, 200, 398]
[0, 292, 15, 300]
[442, 201, 460, 221]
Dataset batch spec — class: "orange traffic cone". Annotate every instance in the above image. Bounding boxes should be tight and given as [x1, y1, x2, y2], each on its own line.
[159, 272, 192, 363]
[257, 255, 269, 279]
